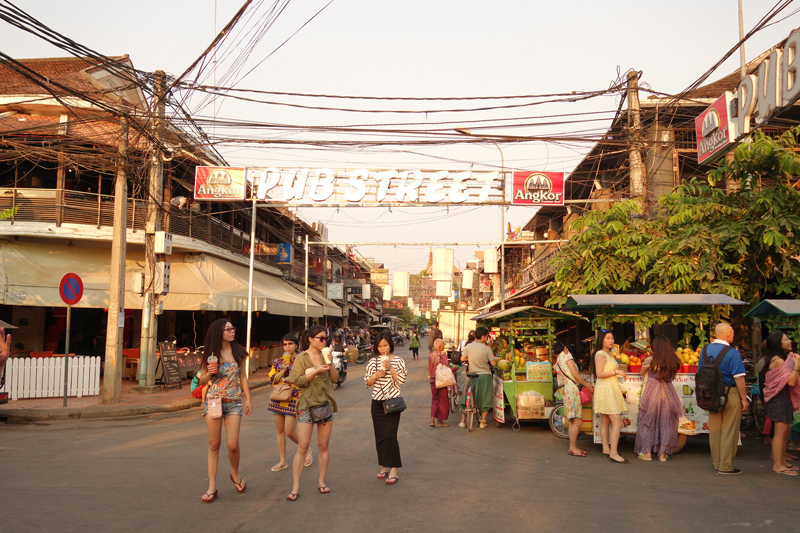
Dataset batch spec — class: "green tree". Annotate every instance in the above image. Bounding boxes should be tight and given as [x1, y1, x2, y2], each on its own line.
[547, 127, 800, 307]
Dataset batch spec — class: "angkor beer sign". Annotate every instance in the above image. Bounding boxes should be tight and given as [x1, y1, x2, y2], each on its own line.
[696, 92, 735, 164]
[195, 167, 246, 200]
[511, 171, 564, 205]
[696, 28, 800, 163]
[247, 168, 505, 206]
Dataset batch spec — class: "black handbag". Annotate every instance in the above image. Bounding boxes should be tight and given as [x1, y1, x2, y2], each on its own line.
[309, 401, 333, 424]
[383, 396, 406, 415]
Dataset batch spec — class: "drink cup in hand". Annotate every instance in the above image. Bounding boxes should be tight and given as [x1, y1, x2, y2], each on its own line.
[381, 354, 390, 370]
[207, 354, 218, 374]
[322, 347, 332, 364]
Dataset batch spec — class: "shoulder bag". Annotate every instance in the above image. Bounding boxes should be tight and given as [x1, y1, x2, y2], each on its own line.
[270, 382, 293, 402]
[309, 401, 334, 424]
[557, 359, 593, 404]
[383, 396, 406, 415]
[207, 397, 223, 419]
[435, 362, 457, 389]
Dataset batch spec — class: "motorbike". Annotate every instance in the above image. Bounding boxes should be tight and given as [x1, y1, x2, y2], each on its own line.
[356, 343, 372, 364]
[331, 351, 347, 388]
[393, 334, 405, 347]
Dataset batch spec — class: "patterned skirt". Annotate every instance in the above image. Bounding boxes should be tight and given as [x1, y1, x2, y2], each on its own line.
[634, 377, 683, 456]
[268, 387, 301, 416]
[765, 386, 794, 425]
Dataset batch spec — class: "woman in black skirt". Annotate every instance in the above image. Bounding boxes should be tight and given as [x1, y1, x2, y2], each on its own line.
[760, 331, 800, 475]
[364, 331, 407, 485]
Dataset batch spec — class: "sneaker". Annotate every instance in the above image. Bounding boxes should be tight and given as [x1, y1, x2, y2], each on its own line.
[458, 422, 466, 428]
[718, 468, 742, 475]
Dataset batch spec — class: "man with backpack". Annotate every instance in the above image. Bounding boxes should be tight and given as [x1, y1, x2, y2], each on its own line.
[697, 323, 749, 475]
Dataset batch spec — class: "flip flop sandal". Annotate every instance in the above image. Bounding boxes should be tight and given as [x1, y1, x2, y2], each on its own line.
[437, 422, 450, 427]
[385, 477, 399, 485]
[201, 490, 218, 503]
[230, 473, 246, 493]
[377, 471, 389, 479]
[304, 452, 313, 467]
[659, 455, 669, 462]
[318, 486, 331, 494]
[271, 463, 289, 472]
[638, 453, 653, 461]
[479, 422, 488, 429]
[429, 422, 435, 428]
[568, 450, 587, 457]
[775, 469, 799, 476]
[609, 457, 630, 464]
[287, 492, 299, 501]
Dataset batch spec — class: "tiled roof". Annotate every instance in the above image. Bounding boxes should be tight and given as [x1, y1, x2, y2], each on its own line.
[0, 56, 129, 99]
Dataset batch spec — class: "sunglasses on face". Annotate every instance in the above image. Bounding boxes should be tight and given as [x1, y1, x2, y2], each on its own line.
[314, 336, 328, 342]
[282, 342, 295, 346]
[224, 327, 236, 333]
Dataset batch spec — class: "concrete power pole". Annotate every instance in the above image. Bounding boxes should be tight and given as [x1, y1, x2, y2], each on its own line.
[102, 116, 128, 404]
[137, 70, 166, 391]
[627, 70, 645, 200]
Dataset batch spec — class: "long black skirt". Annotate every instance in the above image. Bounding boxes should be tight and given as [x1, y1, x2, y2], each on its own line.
[371, 399, 402, 468]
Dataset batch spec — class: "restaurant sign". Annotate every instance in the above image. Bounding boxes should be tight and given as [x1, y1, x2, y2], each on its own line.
[511, 171, 565, 206]
[695, 92, 735, 164]
[194, 167, 246, 200]
[243, 243, 279, 255]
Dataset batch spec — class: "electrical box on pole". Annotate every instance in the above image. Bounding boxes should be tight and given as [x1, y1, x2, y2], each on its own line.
[154, 261, 170, 295]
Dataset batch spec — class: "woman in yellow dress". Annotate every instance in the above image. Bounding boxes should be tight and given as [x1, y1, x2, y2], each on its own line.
[593, 330, 629, 464]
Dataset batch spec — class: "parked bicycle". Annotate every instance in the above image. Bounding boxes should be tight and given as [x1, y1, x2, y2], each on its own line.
[462, 372, 479, 432]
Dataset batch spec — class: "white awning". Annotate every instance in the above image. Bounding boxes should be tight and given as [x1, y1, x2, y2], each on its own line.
[287, 282, 342, 317]
[0, 241, 322, 317]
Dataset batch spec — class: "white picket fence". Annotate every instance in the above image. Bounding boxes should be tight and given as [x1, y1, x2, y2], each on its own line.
[0, 356, 101, 400]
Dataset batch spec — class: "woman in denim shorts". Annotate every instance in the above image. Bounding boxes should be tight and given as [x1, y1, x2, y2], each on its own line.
[197, 319, 252, 503]
[286, 325, 338, 501]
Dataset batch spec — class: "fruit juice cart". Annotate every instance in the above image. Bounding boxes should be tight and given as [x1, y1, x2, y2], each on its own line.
[563, 294, 748, 450]
[470, 305, 586, 434]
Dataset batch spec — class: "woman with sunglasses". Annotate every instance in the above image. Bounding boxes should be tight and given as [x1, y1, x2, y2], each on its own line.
[197, 319, 252, 503]
[286, 325, 338, 501]
[593, 329, 629, 464]
[268, 333, 313, 473]
[365, 331, 408, 485]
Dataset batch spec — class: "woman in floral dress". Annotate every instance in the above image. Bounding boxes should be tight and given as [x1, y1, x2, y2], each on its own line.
[554, 341, 594, 457]
[635, 335, 683, 462]
[268, 333, 312, 472]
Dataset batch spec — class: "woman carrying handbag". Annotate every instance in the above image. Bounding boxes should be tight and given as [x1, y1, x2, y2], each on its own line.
[268, 333, 313, 473]
[286, 326, 338, 501]
[428, 338, 451, 428]
[554, 341, 594, 457]
[365, 331, 408, 486]
[197, 319, 252, 503]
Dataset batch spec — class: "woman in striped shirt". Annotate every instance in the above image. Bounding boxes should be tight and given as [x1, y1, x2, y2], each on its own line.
[364, 331, 408, 485]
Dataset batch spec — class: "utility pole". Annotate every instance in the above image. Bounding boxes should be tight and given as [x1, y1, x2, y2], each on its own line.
[738, 0, 746, 81]
[102, 116, 128, 404]
[137, 70, 166, 391]
[627, 70, 645, 200]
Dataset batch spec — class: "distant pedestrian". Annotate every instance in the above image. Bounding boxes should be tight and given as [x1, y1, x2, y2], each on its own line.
[286, 326, 338, 501]
[428, 338, 450, 428]
[699, 323, 748, 475]
[593, 329, 628, 464]
[634, 336, 683, 462]
[365, 331, 407, 485]
[428, 321, 443, 353]
[553, 341, 594, 457]
[198, 319, 252, 503]
[409, 332, 420, 360]
[760, 331, 800, 475]
[268, 333, 313, 473]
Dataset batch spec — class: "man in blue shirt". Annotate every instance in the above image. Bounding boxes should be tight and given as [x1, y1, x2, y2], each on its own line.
[698, 323, 749, 475]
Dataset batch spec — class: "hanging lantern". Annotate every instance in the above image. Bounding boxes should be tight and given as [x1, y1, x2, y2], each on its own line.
[431, 248, 454, 282]
[393, 271, 410, 297]
[484, 248, 498, 274]
[425, 311, 431, 319]
[407, 297, 414, 308]
[383, 285, 392, 300]
[431, 299, 440, 312]
[435, 280, 451, 297]
[462, 270, 474, 289]
[362, 284, 371, 300]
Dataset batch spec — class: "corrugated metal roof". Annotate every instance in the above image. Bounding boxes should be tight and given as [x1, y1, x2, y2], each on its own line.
[471, 305, 584, 321]
[744, 299, 800, 317]
[564, 294, 747, 309]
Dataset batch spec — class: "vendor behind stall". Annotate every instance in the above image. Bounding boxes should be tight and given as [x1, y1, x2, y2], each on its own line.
[460, 327, 497, 429]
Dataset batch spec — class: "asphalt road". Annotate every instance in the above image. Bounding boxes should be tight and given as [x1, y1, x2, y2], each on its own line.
[2, 344, 799, 532]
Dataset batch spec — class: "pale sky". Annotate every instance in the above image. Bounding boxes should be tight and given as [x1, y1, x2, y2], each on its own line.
[4, 0, 800, 278]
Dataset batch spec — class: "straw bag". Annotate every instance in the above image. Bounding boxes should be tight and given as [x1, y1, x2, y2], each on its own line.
[435, 363, 456, 389]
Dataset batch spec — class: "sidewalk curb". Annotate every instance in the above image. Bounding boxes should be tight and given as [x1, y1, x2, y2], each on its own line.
[0, 379, 272, 422]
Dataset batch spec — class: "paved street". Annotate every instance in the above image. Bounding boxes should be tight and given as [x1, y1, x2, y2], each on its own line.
[2, 344, 800, 532]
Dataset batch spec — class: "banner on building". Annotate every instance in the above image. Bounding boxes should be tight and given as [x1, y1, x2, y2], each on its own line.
[695, 92, 736, 164]
[276, 243, 292, 265]
[194, 167, 246, 200]
[511, 172, 565, 206]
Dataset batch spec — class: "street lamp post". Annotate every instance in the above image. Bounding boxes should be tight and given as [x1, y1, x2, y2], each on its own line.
[455, 129, 505, 310]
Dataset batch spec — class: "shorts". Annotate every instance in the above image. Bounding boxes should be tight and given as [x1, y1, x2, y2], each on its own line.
[203, 399, 243, 417]
[297, 408, 336, 424]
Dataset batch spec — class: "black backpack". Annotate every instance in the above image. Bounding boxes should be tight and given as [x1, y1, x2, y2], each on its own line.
[695, 345, 732, 413]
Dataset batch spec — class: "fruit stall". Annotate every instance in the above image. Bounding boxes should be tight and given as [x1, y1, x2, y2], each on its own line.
[470, 305, 587, 432]
[564, 294, 748, 447]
